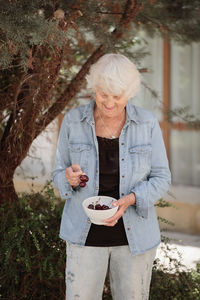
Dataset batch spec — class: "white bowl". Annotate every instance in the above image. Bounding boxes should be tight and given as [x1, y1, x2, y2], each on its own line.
[82, 196, 118, 225]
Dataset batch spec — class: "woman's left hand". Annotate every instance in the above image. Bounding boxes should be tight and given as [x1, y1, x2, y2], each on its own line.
[104, 193, 136, 227]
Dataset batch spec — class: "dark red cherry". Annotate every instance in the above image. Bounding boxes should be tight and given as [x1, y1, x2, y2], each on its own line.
[101, 205, 110, 210]
[95, 204, 102, 210]
[80, 175, 89, 182]
[79, 181, 86, 188]
[88, 204, 95, 210]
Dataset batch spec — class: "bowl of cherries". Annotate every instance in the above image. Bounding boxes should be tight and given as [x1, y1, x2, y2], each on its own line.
[82, 196, 118, 225]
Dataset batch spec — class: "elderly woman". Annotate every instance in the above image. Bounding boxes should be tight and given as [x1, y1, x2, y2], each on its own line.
[53, 53, 171, 300]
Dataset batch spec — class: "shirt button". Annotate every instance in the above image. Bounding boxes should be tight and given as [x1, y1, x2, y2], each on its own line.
[121, 143, 124, 145]
[121, 193, 124, 196]
[122, 158, 124, 161]
[122, 175, 125, 178]
[127, 227, 130, 231]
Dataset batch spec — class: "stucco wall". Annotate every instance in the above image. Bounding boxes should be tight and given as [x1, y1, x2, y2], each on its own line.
[14, 118, 58, 188]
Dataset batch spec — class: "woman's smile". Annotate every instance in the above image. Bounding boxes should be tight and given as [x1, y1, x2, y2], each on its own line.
[103, 104, 116, 111]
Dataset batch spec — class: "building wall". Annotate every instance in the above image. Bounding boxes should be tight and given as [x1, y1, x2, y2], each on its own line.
[14, 119, 58, 191]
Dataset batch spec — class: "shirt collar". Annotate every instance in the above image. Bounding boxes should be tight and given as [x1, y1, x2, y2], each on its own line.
[125, 101, 139, 124]
[80, 100, 95, 124]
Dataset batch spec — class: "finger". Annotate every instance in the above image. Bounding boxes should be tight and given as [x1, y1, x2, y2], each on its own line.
[66, 167, 82, 180]
[69, 167, 82, 177]
[70, 178, 80, 185]
[71, 164, 82, 172]
[112, 197, 127, 207]
[112, 200, 120, 207]
[104, 211, 122, 224]
[104, 219, 118, 227]
[68, 178, 80, 188]
[70, 172, 82, 180]
[66, 166, 73, 176]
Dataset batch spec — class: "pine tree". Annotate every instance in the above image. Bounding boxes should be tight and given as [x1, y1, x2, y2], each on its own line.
[0, 0, 200, 203]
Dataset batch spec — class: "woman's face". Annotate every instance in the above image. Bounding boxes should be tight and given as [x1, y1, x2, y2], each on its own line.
[95, 88, 128, 118]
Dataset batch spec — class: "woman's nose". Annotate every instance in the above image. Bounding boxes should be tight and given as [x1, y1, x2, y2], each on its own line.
[106, 96, 115, 107]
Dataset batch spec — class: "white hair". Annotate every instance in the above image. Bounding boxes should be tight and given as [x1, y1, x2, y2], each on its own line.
[86, 53, 141, 99]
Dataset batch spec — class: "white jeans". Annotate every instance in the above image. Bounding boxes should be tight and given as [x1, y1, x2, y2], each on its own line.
[65, 243, 157, 300]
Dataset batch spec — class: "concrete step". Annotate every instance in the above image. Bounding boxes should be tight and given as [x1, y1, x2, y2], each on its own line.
[156, 231, 200, 271]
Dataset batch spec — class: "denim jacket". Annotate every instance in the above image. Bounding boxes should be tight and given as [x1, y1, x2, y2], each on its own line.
[53, 100, 171, 256]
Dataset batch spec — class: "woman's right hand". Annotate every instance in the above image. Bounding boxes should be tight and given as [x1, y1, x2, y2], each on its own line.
[65, 164, 83, 188]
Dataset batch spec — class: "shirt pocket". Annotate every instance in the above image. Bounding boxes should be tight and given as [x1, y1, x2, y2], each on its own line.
[68, 143, 92, 171]
[129, 144, 152, 173]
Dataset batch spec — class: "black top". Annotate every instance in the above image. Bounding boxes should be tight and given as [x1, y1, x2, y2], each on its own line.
[85, 136, 128, 247]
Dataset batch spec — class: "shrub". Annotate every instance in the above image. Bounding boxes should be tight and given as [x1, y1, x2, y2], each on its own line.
[150, 264, 200, 300]
[0, 184, 65, 300]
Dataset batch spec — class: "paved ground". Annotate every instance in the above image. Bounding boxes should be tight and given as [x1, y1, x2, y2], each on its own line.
[156, 231, 200, 271]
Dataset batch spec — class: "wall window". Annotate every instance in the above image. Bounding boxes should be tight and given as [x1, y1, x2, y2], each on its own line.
[133, 35, 200, 188]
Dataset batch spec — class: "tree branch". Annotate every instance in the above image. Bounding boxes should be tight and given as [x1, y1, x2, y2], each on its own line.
[0, 112, 13, 151]
[112, 0, 144, 38]
[0, 73, 32, 149]
[35, 44, 105, 137]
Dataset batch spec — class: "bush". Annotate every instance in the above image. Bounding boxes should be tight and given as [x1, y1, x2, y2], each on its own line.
[150, 265, 200, 300]
[0, 184, 65, 300]
[0, 185, 199, 300]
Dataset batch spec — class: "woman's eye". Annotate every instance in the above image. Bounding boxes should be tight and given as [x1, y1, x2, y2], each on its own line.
[114, 96, 120, 100]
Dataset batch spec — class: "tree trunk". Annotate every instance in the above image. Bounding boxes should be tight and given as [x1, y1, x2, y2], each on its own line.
[0, 172, 18, 203]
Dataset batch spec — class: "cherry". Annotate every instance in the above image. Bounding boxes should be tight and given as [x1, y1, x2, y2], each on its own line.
[80, 175, 89, 182]
[79, 181, 86, 187]
[95, 204, 102, 210]
[79, 174, 89, 188]
[88, 204, 95, 210]
[101, 205, 110, 210]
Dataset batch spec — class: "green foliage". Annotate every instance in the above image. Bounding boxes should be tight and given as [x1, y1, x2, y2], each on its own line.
[155, 197, 177, 242]
[1, 0, 200, 70]
[139, 0, 200, 43]
[150, 241, 200, 300]
[155, 197, 176, 209]
[167, 105, 200, 129]
[1, 186, 199, 299]
[0, 184, 65, 299]
[150, 263, 200, 300]
[0, 0, 66, 70]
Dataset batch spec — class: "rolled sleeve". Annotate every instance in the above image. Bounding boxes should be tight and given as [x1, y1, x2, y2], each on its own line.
[131, 118, 171, 219]
[52, 114, 73, 200]
[53, 169, 73, 199]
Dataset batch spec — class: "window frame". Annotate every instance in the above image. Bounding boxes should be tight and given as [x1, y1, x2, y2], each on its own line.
[161, 40, 200, 188]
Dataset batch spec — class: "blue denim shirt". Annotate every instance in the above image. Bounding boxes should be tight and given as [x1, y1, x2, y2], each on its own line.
[53, 100, 171, 256]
